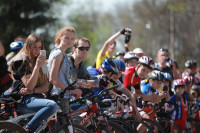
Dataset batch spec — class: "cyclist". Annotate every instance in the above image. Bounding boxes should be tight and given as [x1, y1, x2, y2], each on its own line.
[95, 28, 132, 68]
[166, 79, 187, 132]
[88, 58, 142, 121]
[123, 56, 155, 99]
[123, 52, 139, 67]
[6, 41, 24, 65]
[182, 76, 194, 101]
[182, 59, 200, 85]
[141, 70, 168, 101]
[9, 34, 57, 132]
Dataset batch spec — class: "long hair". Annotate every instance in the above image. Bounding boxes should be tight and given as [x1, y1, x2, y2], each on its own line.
[10, 34, 46, 87]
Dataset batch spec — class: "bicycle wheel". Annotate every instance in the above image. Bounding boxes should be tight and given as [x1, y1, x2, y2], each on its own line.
[0, 121, 27, 133]
[105, 121, 128, 133]
[155, 117, 182, 133]
[55, 124, 90, 133]
[108, 118, 137, 133]
[142, 118, 165, 133]
[127, 118, 154, 133]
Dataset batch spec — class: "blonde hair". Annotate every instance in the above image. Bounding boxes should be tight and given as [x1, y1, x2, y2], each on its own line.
[10, 34, 46, 87]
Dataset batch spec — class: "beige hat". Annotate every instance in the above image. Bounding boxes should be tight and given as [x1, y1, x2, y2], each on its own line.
[133, 48, 144, 54]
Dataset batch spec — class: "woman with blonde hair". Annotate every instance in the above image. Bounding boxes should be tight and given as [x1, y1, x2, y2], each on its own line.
[10, 34, 57, 132]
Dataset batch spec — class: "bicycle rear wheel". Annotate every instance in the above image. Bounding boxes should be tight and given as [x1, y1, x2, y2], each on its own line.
[0, 121, 27, 133]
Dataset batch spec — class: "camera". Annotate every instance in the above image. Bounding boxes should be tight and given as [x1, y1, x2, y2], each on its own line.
[165, 57, 170, 62]
[162, 86, 168, 92]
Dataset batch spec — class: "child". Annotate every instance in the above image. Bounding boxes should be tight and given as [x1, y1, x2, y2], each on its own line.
[167, 79, 187, 132]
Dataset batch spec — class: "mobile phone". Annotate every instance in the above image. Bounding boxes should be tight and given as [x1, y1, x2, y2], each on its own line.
[162, 86, 168, 92]
[40, 50, 46, 57]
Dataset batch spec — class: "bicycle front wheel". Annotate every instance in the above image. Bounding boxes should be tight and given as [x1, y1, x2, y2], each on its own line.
[0, 121, 27, 133]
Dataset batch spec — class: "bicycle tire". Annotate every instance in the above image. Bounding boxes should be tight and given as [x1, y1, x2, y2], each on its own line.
[55, 124, 90, 133]
[126, 118, 154, 133]
[142, 118, 165, 133]
[106, 121, 128, 133]
[0, 121, 27, 133]
[108, 118, 137, 133]
[155, 117, 182, 133]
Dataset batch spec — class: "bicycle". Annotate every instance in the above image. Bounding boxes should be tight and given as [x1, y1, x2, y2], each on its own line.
[68, 85, 128, 133]
[1, 81, 89, 133]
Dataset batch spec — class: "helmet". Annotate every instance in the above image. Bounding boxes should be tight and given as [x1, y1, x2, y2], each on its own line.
[124, 52, 139, 61]
[115, 52, 125, 57]
[149, 70, 164, 81]
[185, 60, 197, 68]
[182, 76, 193, 84]
[192, 85, 200, 96]
[10, 41, 24, 52]
[173, 79, 185, 89]
[163, 72, 173, 81]
[114, 59, 125, 72]
[102, 58, 120, 75]
[138, 56, 154, 69]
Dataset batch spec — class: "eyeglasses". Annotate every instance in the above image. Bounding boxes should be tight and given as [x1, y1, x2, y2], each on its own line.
[76, 46, 90, 51]
[159, 48, 168, 52]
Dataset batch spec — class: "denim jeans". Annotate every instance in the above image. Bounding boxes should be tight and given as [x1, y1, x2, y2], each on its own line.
[18, 94, 57, 131]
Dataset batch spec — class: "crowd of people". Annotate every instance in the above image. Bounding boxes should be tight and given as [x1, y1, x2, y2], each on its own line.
[0, 26, 200, 132]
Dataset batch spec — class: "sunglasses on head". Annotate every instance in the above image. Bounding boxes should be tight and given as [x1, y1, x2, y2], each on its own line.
[76, 46, 90, 51]
[159, 48, 168, 52]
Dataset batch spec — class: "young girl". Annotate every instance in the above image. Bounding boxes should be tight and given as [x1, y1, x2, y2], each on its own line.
[10, 34, 57, 132]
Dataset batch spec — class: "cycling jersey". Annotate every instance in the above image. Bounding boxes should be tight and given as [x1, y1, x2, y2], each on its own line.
[87, 68, 124, 97]
[169, 95, 187, 130]
[141, 83, 158, 95]
[123, 67, 141, 90]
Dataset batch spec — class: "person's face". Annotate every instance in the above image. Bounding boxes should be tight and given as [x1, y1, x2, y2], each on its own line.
[108, 43, 116, 52]
[73, 40, 90, 60]
[136, 64, 151, 79]
[32, 41, 42, 57]
[185, 83, 192, 93]
[150, 79, 162, 90]
[127, 59, 138, 67]
[107, 71, 121, 82]
[60, 32, 75, 48]
[157, 51, 168, 63]
[116, 55, 124, 63]
[175, 86, 185, 96]
[135, 53, 144, 57]
[163, 80, 170, 87]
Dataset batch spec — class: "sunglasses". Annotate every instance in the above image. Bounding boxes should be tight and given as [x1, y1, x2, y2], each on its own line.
[76, 46, 90, 51]
[159, 48, 168, 52]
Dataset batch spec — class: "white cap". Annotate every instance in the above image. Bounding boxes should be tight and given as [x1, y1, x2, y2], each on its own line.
[133, 48, 144, 54]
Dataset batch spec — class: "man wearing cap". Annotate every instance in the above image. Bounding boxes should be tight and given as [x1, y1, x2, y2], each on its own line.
[132, 48, 144, 57]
